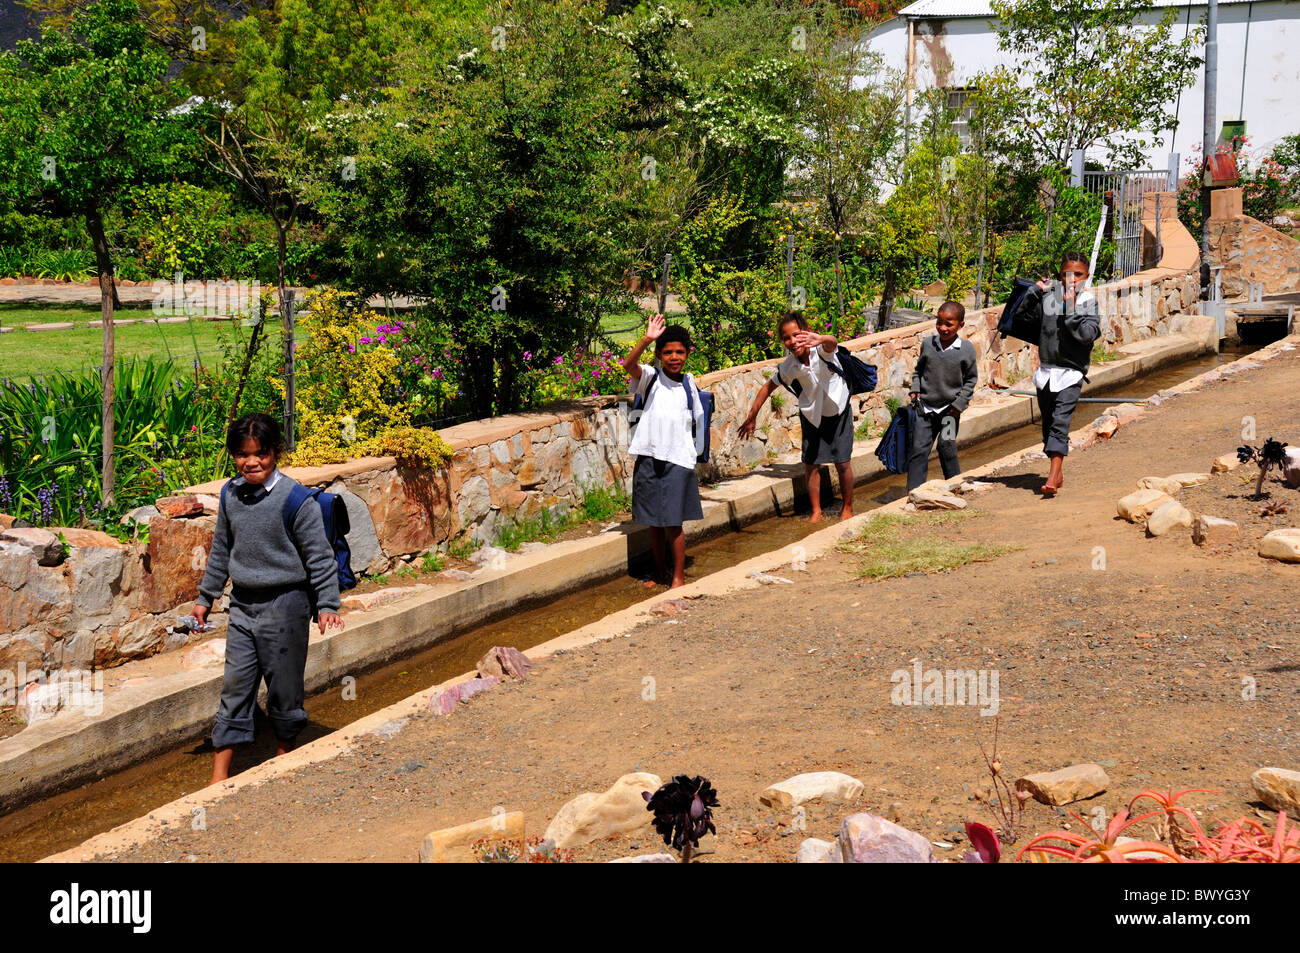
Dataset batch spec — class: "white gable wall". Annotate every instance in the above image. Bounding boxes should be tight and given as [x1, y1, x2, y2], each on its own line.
[864, 1, 1300, 171]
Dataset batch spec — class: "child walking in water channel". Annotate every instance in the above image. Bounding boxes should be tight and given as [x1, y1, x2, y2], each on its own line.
[907, 301, 978, 491]
[193, 413, 344, 784]
[739, 312, 854, 522]
[623, 313, 706, 588]
[1021, 252, 1101, 496]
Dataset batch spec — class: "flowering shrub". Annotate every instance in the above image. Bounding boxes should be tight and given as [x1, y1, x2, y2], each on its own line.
[284, 291, 452, 469]
[1177, 137, 1296, 234]
[680, 265, 787, 371]
[524, 347, 627, 403]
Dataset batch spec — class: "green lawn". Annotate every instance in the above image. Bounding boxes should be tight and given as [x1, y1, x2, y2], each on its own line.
[0, 306, 256, 380]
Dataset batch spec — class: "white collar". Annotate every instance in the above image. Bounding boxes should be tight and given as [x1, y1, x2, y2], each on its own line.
[234, 467, 281, 492]
[936, 335, 962, 352]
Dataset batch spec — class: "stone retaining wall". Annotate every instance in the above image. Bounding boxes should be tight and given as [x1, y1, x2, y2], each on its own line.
[0, 218, 1205, 689]
[1206, 187, 1300, 298]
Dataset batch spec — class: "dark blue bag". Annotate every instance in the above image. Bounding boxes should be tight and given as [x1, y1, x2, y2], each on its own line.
[998, 277, 1042, 341]
[874, 403, 915, 475]
[777, 347, 877, 396]
[283, 484, 357, 592]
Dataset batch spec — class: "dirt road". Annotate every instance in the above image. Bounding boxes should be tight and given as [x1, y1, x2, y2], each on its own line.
[93, 347, 1300, 862]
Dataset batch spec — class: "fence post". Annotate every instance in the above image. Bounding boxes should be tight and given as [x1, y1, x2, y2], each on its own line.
[656, 253, 672, 316]
[1155, 193, 1163, 265]
[1166, 152, 1180, 190]
[1070, 149, 1085, 188]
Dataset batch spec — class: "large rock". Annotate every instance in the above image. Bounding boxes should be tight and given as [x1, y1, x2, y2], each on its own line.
[144, 515, 215, 613]
[66, 533, 127, 621]
[1135, 476, 1183, 496]
[327, 481, 383, 575]
[419, 810, 526, 863]
[759, 771, 864, 810]
[1193, 515, 1239, 546]
[1168, 472, 1211, 488]
[795, 837, 842, 863]
[908, 487, 968, 511]
[99, 614, 171, 665]
[1146, 500, 1193, 537]
[1014, 763, 1109, 805]
[1117, 489, 1174, 523]
[1283, 448, 1300, 489]
[1251, 767, 1300, 815]
[476, 646, 532, 682]
[429, 676, 499, 715]
[0, 544, 72, 635]
[1259, 528, 1300, 563]
[837, 813, 935, 863]
[1, 526, 62, 565]
[457, 476, 491, 528]
[351, 467, 448, 558]
[543, 772, 663, 849]
[156, 494, 203, 518]
[1211, 452, 1242, 473]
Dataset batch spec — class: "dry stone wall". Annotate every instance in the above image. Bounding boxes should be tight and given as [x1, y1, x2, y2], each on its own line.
[0, 250, 1205, 691]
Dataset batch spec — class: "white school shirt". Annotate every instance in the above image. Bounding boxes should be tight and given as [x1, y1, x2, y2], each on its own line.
[627, 367, 705, 471]
[918, 336, 965, 415]
[775, 345, 849, 428]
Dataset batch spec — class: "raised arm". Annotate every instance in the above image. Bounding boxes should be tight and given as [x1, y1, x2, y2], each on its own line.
[622, 313, 666, 382]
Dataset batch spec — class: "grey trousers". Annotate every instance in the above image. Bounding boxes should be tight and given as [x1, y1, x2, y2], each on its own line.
[907, 409, 962, 491]
[212, 584, 312, 748]
[1037, 382, 1083, 456]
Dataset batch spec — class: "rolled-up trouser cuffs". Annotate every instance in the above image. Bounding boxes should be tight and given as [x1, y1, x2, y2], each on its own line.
[1037, 382, 1082, 457]
[212, 584, 312, 749]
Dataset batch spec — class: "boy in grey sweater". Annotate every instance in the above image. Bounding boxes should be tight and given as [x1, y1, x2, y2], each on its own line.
[907, 301, 978, 491]
[192, 413, 343, 784]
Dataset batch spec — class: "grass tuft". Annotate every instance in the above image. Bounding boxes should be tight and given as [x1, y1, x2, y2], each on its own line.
[837, 511, 1018, 580]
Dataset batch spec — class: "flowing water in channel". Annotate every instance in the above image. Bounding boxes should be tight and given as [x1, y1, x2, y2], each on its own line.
[0, 346, 1257, 861]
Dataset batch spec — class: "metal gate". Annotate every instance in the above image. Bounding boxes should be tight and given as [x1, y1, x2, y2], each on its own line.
[1081, 167, 1175, 280]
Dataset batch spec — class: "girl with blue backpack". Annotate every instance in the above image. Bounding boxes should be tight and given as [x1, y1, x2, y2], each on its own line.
[622, 313, 706, 589]
[192, 412, 344, 784]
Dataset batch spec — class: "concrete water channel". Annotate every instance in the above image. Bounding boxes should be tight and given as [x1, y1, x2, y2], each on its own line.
[0, 341, 1257, 862]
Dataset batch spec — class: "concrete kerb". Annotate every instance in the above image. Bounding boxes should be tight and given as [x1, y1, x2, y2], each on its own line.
[42, 330, 1292, 864]
[5, 327, 1218, 819]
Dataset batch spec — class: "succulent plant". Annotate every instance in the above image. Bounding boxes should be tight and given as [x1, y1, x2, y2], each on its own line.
[643, 775, 719, 862]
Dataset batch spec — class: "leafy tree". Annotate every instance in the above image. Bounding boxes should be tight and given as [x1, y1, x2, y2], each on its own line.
[0, 0, 198, 505]
[318, 0, 640, 418]
[974, 0, 1204, 171]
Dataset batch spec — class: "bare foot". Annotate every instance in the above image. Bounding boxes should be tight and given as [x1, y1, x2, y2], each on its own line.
[807, 511, 824, 524]
[275, 741, 295, 757]
[669, 576, 686, 589]
[839, 507, 854, 522]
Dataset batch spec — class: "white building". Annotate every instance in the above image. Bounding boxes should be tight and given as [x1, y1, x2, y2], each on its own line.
[865, 0, 1300, 172]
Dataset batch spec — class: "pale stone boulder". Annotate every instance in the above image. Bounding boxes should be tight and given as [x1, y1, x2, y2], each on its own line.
[1135, 476, 1182, 496]
[1251, 767, 1300, 815]
[544, 772, 663, 849]
[1192, 515, 1239, 546]
[1211, 452, 1242, 473]
[838, 813, 935, 863]
[181, 639, 226, 669]
[1259, 529, 1300, 563]
[759, 771, 864, 810]
[608, 853, 677, 863]
[908, 487, 968, 510]
[1117, 489, 1174, 523]
[795, 837, 842, 863]
[1168, 472, 1211, 487]
[1146, 500, 1193, 537]
[0, 527, 62, 565]
[419, 810, 526, 863]
[1015, 764, 1109, 805]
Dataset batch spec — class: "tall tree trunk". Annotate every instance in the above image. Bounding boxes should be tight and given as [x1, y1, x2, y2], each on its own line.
[876, 269, 897, 333]
[87, 209, 115, 510]
[226, 317, 265, 429]
[274, 218, 295, 449]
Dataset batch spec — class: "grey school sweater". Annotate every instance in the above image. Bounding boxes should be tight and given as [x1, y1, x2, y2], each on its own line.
[196, 475, 341, 613]
[910, 335, 979, 413]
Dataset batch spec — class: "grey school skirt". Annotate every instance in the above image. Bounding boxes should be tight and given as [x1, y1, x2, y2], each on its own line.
[632, 455, 704, 527]
[801, 405, 854, 465]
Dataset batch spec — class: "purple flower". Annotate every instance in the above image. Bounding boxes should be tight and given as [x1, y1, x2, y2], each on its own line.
[360, 336, 372, 344]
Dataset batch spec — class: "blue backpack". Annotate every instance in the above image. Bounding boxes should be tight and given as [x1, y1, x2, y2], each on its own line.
[777, 346, 877, 397]
[220, 480, 357, 592]
[874, 403, 915, 475]
[632, 369, 714, 463]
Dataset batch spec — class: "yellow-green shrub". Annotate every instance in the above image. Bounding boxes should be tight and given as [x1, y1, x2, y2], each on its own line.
[280, 290, 453, 469]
